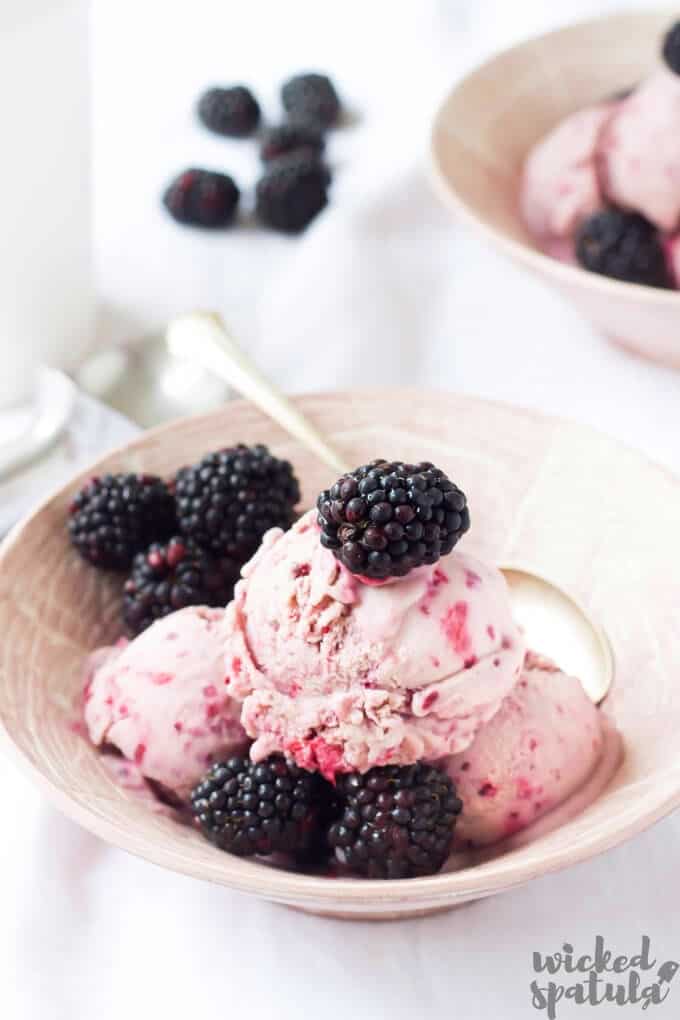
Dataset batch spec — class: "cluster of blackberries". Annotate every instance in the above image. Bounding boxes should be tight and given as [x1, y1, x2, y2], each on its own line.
[163, 73, 341, 233]
[191, 757, 462, 880]
[68, 444, 300, 637]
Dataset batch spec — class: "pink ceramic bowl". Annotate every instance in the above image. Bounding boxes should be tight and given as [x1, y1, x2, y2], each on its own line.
[430, 10, 680, 369]
[1, 391, 680, 919]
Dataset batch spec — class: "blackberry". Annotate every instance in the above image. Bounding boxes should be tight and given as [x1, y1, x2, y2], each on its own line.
[163, 168, 239, 228]
[328, 764, 462, 879]
[174, 443, 300, 558]
[260, 122, 325, 163]
[256, 153, 329, 232]
[317, 459, 470, 580]
[69, 474, 176, 570]
[281, 73, 341, 129]
[197, 85, 260, 137]
[122, 537, 240, 637]
[575, 209, 672, 289]
[662, 21, 680, 75]
[191, 755, 334, 857]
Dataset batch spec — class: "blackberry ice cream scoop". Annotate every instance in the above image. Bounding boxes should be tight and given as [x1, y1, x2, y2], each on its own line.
[223, 509, 524, 779]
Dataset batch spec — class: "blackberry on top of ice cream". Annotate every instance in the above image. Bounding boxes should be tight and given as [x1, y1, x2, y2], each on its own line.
[575, 208, 672, 288]
[174, 443, 300, 559]
[317, 459, 470, 580]
[662, 21, 680, 75]
[191, 755, 335, 857]
[281, 72, 341, 130]
[122, 537, 240, 637]
[328, 763, 462, 879]
[163, 169, 240, 228]
[69, 473, 176, 570]
[197, 85, 261, 137]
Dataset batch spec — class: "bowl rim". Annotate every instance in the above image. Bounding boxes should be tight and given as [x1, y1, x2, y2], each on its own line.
[429, 7, 680, 306]
[2, 390, 680, 907]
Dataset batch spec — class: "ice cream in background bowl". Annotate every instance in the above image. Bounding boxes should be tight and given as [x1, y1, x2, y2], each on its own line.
[520, 20, 680, 291]
[430, 10, 680, 369]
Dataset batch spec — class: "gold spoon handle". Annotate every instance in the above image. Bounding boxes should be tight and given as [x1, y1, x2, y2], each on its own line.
[166, 311, 350, 475]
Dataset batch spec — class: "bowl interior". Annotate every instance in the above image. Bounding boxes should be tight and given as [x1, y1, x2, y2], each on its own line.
[430, 10, 671, 254]
[1, 391, 680, 917]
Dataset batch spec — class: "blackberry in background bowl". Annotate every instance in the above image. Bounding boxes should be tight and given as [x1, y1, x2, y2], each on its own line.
[575, 209, 672, 289]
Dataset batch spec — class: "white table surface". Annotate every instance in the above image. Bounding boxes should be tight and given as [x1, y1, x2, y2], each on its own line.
[5, 1, 680, 1017]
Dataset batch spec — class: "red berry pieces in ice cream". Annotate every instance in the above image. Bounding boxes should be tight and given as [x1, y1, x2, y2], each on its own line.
[316, 459, 470, 580]
[442, 653, 605, 848]
[174, 443, 300, 558]
[69, 473, 177, 570]
[190, 754, 334, 858]
[197, 85, 261, 138]
[575, 209, 672, 289]
[328, 763, 462, 879]
[123, 537, 240, 637]
[84, 607, 247, 796]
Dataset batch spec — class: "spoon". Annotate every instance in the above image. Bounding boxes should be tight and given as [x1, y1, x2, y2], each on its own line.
[166, 311, 612, 704]
[166, 312, 348, 475]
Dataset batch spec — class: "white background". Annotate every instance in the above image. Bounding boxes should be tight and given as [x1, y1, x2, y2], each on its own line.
[4, 1, 680, 1017]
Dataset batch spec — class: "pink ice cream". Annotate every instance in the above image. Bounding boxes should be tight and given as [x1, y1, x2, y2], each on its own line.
[601, 69, 680, 232]
[223, 510, 525, 779]
[520, 103, 615, 241]
[443, 651, 604, 848]
[85, 606, 247, 794]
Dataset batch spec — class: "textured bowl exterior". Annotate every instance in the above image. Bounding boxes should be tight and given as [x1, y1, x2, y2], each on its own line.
[430, 10, 680, 368]
[1, 391, 679, 918]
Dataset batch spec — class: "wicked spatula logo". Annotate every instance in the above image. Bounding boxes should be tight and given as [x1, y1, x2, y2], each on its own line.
[530, 937, 679, 1017]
